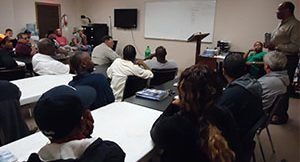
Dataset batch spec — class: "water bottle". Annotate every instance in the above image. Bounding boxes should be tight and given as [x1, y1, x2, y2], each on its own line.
[264, 32, 271, 47]
[145, 46, 151, 59]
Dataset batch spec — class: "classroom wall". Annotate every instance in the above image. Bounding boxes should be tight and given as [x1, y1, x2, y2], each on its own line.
[0, 0, 298, 72]
[81, 0, 299, 72]
[0, 0, 82, 41]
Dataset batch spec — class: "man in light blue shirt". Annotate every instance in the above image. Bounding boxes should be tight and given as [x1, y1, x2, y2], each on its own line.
[144, 46, 177, 70]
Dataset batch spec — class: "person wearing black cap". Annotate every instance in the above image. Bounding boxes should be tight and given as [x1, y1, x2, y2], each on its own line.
[27, 85, 125, 162]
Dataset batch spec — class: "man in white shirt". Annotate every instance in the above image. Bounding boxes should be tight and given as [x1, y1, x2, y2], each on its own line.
[144, 46, 177, 69]
[32, 38, 70, 75]
[91, 36, 120, 65]
[107, 45, 153, 101]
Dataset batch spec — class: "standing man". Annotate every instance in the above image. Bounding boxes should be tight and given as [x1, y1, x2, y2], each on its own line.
[92, 36, 120, 65]
[266, 1, 300, 96]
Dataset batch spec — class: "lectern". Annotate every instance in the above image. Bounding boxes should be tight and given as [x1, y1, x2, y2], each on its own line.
[187, 32, 209, 64]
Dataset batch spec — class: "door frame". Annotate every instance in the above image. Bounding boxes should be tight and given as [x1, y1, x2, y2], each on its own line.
[35, 2, 61, 36]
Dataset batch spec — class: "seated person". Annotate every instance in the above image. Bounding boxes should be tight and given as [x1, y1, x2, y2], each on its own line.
[47, 30, 69, 55]
[217, 53, 264, 140]
[0, 48, 17, 69]
[24, 30, 37, 48]
[151, 64, 235, 162]
[55, 28, 68, 47]
[70, 27, 90, 52]
[258, 51, 290, 124]
[15, 32, 36, 57]
[69, 51, 115, 110]
[92, 36, 120, 65]
[144, 46, 177, 69]
[107, 45, 153, 101]
[27, 85, 125, 162]
[32, 38, 70, 75]
[0, 36, 18, 69]
[4, 28, 17, 47]
[243, 41, 267, 78]
[0, 35, 15, 56]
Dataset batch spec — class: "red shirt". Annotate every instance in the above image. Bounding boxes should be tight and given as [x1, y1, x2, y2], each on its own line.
[56, 36, 68, 46]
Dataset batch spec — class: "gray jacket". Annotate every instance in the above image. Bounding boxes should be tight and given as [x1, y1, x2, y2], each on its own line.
[258, 70, 290, 110]
[230, 74, 262, 99]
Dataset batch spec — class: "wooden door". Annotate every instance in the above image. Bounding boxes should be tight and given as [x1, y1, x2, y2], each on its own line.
[36, 2, 60, 38]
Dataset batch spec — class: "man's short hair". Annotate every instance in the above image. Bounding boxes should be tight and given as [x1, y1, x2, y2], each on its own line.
[155, 46, 167, 56]
[282, 1, 295, 14]
[34, 85, 96, 140]
[102, 35, 112, 42]
[223, 53, 246, 78]
[24, 30, 31, 35]
[5, 28, 12, 33]
[263, 51, 287, 71]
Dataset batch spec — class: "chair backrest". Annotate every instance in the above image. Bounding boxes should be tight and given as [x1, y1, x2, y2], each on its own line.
[150, 68, 178, 86]
[265, 93, 287, 126]
[123, 76, 148, 100]
[0, 66, 26, 81]
[244, 93, 286, 141]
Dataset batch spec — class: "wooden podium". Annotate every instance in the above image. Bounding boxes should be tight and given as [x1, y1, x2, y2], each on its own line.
[187, 32, 209, 64]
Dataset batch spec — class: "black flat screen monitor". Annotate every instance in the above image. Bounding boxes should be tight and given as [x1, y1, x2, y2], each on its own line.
[114, 9, 137, 29]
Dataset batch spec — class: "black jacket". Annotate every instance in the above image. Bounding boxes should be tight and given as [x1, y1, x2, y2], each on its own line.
[0, 81, 29, 145]
[27, 138, 125, 162]
[69, 73, 115, 110]
[0, 49, 17, 69]
[218, 74, 264, 139]
[150, 104, 210, 162]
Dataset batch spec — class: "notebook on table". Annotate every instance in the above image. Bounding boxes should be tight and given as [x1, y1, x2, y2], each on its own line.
[136, 89, 169, 101]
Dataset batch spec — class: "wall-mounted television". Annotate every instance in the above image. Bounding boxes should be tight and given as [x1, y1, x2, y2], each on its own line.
[114, 9, 137, 29]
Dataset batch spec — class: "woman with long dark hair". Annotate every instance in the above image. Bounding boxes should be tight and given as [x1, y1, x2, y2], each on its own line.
[151, 64, 235, 162]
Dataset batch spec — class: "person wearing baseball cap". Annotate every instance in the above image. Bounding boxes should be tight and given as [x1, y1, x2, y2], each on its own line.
[27, 85, 125, 162]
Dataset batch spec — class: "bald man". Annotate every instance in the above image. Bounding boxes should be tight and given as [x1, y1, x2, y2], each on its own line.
[32, 38, 70, 75]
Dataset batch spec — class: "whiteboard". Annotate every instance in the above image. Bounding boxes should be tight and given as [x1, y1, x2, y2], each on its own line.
[144, 0, 216, 42]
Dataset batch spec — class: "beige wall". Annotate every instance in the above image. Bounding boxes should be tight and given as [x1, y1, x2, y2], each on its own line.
[1, 0, 299, 72]
[0, 0, 82, 40]
[81, 0, 299, 72]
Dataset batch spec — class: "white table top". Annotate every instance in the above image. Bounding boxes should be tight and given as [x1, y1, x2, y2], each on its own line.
[11, 74, 74, 105]
[0, 102, 162, 162]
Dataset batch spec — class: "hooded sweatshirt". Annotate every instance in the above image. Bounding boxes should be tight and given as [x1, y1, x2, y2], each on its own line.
[258, 70, 290, 110]
[218, 74, 264, 139]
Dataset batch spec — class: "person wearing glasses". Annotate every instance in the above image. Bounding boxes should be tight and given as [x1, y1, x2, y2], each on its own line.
[15, 32, 36, 57]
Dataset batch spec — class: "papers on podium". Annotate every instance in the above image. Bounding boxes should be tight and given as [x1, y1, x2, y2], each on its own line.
[136, 89, 169, 101]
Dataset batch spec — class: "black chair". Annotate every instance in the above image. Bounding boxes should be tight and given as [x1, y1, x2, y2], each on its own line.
[14, 56, 34, 76]
[255, 94, 287, 162]
[150, 68, 178, 86]
[241, 94, 286, 162]
[0, 66, 26, 81]
[123, 76, 148, 100]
